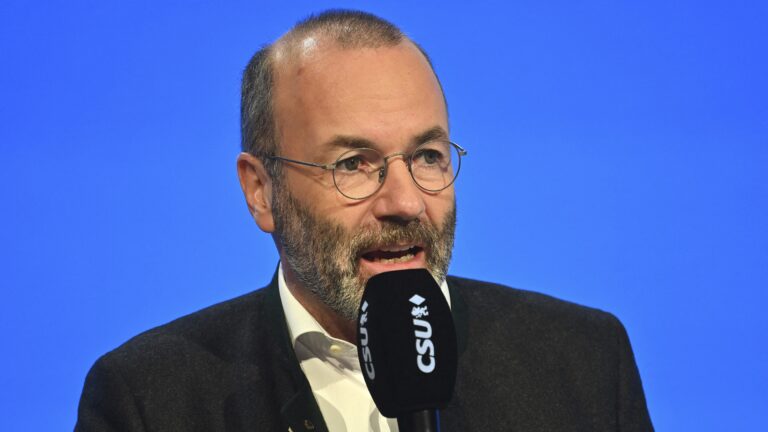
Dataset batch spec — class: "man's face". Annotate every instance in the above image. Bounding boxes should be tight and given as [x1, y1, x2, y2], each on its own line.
[270, 39, 456, 320]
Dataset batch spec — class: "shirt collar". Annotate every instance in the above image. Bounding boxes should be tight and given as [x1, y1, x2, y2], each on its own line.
[278, 263, 329, 346]
[278, 263, 451, 347]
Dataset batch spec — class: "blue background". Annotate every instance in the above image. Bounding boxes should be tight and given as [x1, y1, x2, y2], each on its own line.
[1, 1, 766, 430]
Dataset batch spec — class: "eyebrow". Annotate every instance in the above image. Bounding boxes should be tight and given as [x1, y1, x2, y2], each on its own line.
[412, 126, 449, 145]
[322, 135, 377, 151]
[322, 125, 450, 151]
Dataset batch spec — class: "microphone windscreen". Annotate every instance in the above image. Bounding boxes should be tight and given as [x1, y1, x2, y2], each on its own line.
[356, 269, 457, 418]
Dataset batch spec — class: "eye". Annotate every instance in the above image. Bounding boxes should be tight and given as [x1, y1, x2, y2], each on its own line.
[337, 155, 363, 172]
[414, 148, 444, 165]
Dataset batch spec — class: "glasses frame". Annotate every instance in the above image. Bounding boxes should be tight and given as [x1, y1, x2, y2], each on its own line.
[267, 140, 468, 200]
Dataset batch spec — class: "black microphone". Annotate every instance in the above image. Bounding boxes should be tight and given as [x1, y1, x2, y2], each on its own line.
[356, 269, 457, 432]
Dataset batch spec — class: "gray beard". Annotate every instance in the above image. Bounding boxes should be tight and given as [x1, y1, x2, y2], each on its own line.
[272, 185, 456, 322]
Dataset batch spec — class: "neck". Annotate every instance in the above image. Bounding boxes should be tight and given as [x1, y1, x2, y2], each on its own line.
[282, 265, 357, 344]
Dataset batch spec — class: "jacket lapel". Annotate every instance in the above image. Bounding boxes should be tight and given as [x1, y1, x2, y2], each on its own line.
[439, 277, 469, 431]
[262, 269, 330, 432]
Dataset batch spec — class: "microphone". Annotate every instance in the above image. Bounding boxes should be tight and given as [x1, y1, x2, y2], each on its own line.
[356, 269, 457, 432]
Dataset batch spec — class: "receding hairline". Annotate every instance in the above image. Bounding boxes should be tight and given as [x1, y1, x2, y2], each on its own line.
[274, 37, 431, 76]
[239, 10, 447, 158]
[269, 27, 413, 70]
[267, 10, 435, 78]
[266, 30, 448, 113]
[277, 9, 405, 49]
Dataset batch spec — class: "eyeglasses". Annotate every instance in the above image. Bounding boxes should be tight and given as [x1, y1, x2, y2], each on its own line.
[267, 140, 467, 200]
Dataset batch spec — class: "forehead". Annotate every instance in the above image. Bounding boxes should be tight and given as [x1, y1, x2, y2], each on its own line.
[272, 39, 448, 155]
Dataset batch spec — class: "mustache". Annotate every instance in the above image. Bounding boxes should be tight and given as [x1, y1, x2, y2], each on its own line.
[346, 220, 440, 257]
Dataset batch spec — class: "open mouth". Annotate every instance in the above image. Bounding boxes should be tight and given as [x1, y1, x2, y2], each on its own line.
[360, 245, 423, 264]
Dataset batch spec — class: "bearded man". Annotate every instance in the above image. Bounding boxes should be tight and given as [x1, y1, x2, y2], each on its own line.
[76, 10, 653, 432]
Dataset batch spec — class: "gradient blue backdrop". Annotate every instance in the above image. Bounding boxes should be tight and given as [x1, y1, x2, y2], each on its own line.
[2, 1, 766, 430]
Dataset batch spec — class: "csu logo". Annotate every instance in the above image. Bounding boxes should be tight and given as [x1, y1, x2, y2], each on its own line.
[359, 301, 375, 379]
[410, 294, 435, 373]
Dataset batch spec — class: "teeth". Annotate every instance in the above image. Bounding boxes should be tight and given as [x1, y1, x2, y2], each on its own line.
[372, 252, 415, 264]
[380, 245, 414, 253]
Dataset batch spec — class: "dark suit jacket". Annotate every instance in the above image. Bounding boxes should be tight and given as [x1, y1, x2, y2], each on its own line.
[76, 274, 653, 431]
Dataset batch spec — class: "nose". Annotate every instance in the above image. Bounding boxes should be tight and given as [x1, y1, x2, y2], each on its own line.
[370, 157, 425, 224]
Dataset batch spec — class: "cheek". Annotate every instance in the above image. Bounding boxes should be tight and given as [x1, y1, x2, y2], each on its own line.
[286, 169, 333, 194]
[282, 170, 338, 211]
[304, 188, 372, 230]
[424, 191, 455, 223]
[324, 203, 373, 231]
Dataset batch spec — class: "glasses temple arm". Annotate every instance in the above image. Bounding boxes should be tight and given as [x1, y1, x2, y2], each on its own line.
[267, 156, 335, 170]
[452, 142, 468, 156]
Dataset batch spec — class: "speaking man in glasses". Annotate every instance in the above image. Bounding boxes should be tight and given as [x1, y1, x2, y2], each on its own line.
[76, 10, 653, 432]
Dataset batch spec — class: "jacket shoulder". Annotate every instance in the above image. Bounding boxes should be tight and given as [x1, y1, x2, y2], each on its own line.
[93, 287, 273, 385]
[447, 275, 624, 344]
[76, 286, 288, 430]
[444, 276, 653, 431]
[109, 289, 265, 360]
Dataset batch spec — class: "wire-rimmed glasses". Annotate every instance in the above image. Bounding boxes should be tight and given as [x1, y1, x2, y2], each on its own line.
[267, 140, 467, 200]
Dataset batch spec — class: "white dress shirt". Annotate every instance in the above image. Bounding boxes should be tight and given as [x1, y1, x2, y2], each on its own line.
[277, 264, 451, 432]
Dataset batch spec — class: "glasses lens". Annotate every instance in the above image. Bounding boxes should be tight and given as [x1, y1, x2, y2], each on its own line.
[332, 148, 385, 199]
[410, 141, 461, 191]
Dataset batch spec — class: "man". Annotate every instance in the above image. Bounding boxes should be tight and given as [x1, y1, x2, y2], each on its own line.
[76, 10, 653, 432]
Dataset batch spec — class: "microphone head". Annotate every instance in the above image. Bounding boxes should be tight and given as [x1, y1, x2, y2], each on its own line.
[356, 269, 457, 418]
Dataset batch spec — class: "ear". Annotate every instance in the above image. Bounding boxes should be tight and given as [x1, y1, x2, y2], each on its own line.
[237, 152, 275, 233]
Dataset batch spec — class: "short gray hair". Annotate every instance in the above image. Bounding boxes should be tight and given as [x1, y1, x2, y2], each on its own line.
[240, 10, 442, 177]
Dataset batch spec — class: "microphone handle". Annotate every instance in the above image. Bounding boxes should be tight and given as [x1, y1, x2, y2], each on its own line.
[396, 409, 439, 432]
